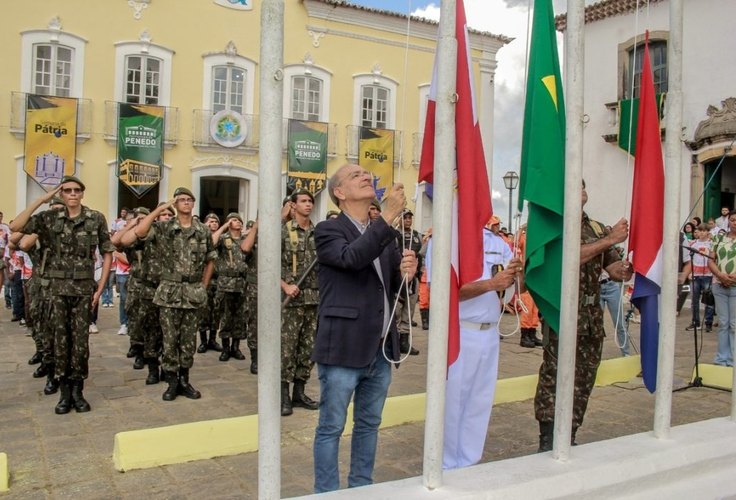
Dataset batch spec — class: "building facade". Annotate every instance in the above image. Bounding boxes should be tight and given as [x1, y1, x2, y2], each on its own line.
[1, 0, 509, 229]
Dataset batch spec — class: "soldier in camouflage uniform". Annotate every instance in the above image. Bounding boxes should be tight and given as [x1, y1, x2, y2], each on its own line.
[211, 212, 248, 362]
[116, 205, 172, 384]
[241, 220, 259, 374]
[280, 189, 320, 416]
[11, 176, 114, 414]
[197, 213, 223, 354]
[132, 188, 216, 401]
[534, 181, 632, 451]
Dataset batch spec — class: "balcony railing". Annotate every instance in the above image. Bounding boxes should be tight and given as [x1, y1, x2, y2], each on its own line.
[10, 91, 93, 141]
[281, 119, 339, 157]
[192, 109, 259, 151]
[346, 125, 403, 167]
[105, 101, 179, 146]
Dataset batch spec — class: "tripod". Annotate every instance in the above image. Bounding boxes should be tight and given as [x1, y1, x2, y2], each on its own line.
[674, 244, 730, 393]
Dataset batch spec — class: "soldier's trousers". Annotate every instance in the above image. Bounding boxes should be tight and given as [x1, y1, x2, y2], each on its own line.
[396, 291, 419, 334]
[50, 294, 92, 381]
[245, 285, 258, 351]
[217, 291, 247, 340]
[160, 307, 198, 372]
[127, 293, 162, 359]
[126, 289, 145, 347]
[199, 283, 219, 334]
[281, 305, 317, 383]
[534, 330, 604, 429]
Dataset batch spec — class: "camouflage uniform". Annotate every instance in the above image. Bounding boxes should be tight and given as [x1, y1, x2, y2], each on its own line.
[22, 207, 114, 381]
[280, 220, 319, 384]
[125, 235, 164, 361]
[150, 219, 216, 373]
[534, 213, 619, 431]
[214, 232, 248, 340]
[245, 238, 258, 353]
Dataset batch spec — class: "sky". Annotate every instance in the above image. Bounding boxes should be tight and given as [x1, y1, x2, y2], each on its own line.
[348, 0, 570, 225]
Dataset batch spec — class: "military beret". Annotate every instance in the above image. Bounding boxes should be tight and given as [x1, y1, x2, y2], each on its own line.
[173, 186, 195, 201]
[402, 209, 414, 217]
[246, 220, 255, 228]
[325, 210, 340, 220]
[290, 188, 315, 203]
[204, 213, 220, 223]
[59, 175, 85, 191]
[370, 199, 382, 211]
[134, 207, 151, 216]
[226, 212, 243, 223]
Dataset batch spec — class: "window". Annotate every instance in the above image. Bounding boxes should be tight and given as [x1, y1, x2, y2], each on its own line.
[361, 85, 389, 129]
[627, 40, 667, 99]
[212, 65, 244, 114]
[33, 44, 73, 96]
[291, 76, 322, 121]
[125, 55, 161, 104]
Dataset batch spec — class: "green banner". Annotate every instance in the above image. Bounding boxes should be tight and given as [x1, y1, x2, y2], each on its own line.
[117, 103, 164, 198]
[287, 120, 328, 195]
[618, 94, 666, 155]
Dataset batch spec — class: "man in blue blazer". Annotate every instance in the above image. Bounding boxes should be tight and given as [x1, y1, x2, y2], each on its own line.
[312, 163, 418, 493]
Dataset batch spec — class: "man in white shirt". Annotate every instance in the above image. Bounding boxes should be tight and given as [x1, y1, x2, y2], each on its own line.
[715, 206, 731, 232]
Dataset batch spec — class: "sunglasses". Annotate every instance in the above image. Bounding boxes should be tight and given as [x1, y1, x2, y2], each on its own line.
[61, 187, 83, 194]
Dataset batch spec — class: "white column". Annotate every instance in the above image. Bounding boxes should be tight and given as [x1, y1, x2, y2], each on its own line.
[422, 0, 457, 490]
[257, 1, 284, 499]
[478, 55, 497, 191]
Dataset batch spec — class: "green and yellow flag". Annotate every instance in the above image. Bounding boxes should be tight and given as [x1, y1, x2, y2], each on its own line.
[518, 0, 565, 334]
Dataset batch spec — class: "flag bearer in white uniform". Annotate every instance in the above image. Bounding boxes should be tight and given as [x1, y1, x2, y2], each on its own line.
[438, 218, 520, 469]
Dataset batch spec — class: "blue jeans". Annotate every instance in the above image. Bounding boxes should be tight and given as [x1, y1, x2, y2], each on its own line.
[690, 275, 714, 326]
[12, 270, 24, 320]
[313, 349, 392, 493]
[3, 276, 11, 307]
[116, 274, 129, 325]
[102, 275, 113, 305]
[599, 280, 629, 356]
[712, 282, 735, 367]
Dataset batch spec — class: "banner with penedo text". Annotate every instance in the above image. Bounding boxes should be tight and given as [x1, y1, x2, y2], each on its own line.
[24, 94, 78, 191]
[358, 127, 394, 201]
[287, 119, 328, 195]
[117, 103, 165, 198]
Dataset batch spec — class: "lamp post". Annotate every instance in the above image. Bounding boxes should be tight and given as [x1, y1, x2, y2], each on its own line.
[502, 170, 519, 229]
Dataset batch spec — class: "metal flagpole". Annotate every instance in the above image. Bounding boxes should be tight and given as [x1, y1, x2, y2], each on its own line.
[422, 0, 456, 489]
[654, 0, 683, 438]
[553, 0, 585, 462]
[257, 1, 284, 498]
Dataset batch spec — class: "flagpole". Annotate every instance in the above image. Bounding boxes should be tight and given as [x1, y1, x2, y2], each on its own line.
[553, 0, 585, 462]
[257, 1, 284, 498]
[422, 0, 456, 489]
[653, 0, 683, 438]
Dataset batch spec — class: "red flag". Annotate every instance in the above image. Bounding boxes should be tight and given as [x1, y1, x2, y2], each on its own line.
[419, 0, 492, 367]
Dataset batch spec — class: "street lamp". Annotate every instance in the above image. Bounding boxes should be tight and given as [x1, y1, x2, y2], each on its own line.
[502, 171, 519, 230]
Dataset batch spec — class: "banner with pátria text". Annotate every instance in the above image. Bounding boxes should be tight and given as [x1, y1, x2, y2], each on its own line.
[358, 127, 394, 201]
[117, 103, 165, 198]
[24, 94, 78, 191]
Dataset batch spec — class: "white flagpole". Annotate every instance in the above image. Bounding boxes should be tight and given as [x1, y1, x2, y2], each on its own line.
[554, 0, 585, 462]
[257, 1, 284, 498]
[422, 0, 456, 489]
[654, 0, 683, 438]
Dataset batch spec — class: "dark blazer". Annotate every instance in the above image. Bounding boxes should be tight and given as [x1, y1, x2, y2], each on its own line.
[312, 212, 402, 368]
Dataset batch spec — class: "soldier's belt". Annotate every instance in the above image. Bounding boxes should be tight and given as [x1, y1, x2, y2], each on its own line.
[46, 269, 94, 280]
[580, 294, 598, 306]
[218, 270, 243, 278]
[460, 320, 496, 330]
[161, 272, 200, 283]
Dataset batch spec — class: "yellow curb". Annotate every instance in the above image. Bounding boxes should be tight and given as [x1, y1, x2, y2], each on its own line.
[113, 414, 258, 471]
[0, 452, 8, 492]
[694, 363, 733, 390]
[113, 355, 639, 471]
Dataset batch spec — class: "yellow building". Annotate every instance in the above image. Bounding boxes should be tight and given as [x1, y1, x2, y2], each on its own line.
[0, 0, 508, 228]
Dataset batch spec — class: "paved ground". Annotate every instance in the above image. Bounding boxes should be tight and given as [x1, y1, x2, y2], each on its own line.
[0, 294, 731, 499]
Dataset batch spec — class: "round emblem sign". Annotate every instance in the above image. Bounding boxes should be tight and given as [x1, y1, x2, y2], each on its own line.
[210, 109, 247, 148]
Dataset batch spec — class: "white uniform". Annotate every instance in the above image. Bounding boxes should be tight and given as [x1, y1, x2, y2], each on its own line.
[435, 228, 512, 469]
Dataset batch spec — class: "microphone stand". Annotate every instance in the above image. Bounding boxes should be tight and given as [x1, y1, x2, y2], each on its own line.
[674, 244, 730, 393]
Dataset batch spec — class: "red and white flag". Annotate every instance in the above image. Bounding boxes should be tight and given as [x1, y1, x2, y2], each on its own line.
[418, 0, 492, 368]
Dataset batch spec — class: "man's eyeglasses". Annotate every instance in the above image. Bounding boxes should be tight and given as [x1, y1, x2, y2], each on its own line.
[177, 197, 194, 204]
[61, 187, 83, 194]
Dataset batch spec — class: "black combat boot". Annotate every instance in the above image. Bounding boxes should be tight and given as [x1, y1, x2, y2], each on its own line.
[28, 351, 43, 365]
[571, 425, 579, 446]
[44, 365, 59, 395]
[420, 309, 429, 330]
[177, 368, 201, 399]
[126, 343, 140, 358]
[219, 338, 231, 362]
[70, 380, 91, 413]
[162, 372, 179, 401]
[292, 380, 319, 410]
[520, 328, 537, 348]
[231, 339, 246, 360]
[197, 331, 209, 353]
[281, 382, 293, 416]
[538, 421, 554, 453]
[207, 332, 223, 352]
[54, 378, 72, 414]
[249, 349, 258, 375]
[33, 363, 49, 378]
[145, 358, 160, 385]
[532, 329, 543, 347]
[133, 351, 146, 370]
[400, 333, 420, 355]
